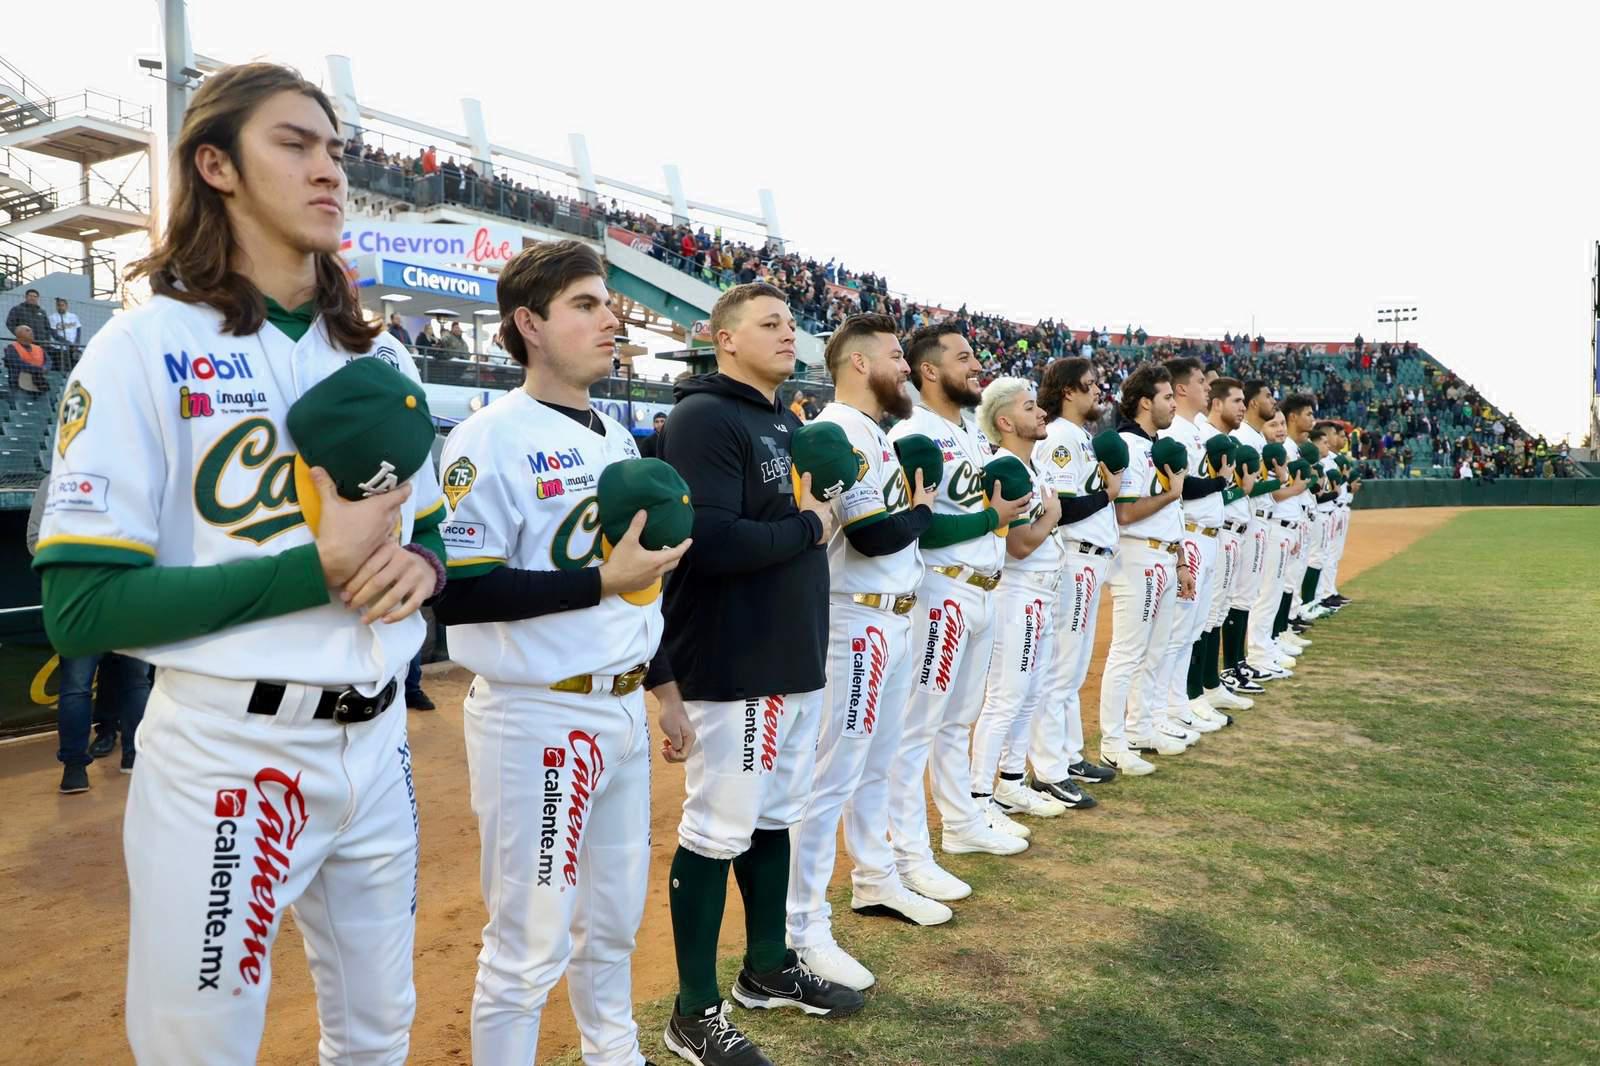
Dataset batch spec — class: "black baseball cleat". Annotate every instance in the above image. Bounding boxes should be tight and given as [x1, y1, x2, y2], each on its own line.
[89, 729, 117, 759]
[1222, 669, 1266, 695]
[59, 764, 90, 794]
[731, 950, 865, 1018]
[1032, 776, 1098, 809]
[1320, 595, 1348, 609]
[1289, 620, 1313, 634]
[663, 1001, 772, 1066]
[1067, 759, 1118, 784]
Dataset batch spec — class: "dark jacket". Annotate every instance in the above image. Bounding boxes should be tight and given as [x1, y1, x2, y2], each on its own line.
[652, 373, 828, 701]
[6, 301, 51, 344]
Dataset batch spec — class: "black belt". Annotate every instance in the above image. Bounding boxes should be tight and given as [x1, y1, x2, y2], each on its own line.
[1070, 541, 1115, 557]
[1276, 518, 1298, 529]
[248, 678, 399, 724]
[1222, 520, 1249, 533]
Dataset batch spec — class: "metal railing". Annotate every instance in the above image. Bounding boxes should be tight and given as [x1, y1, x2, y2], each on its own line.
[0, 89, 152, 131]
[0, 55, 48, 105]
[343, 158, 604, 240]
[0, 234, 117, 299]
[0, 147, 43, 194]
[30, 174, 151, 217]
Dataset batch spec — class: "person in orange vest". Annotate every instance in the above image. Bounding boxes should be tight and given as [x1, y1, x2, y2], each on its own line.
[4, 322, 49, 392]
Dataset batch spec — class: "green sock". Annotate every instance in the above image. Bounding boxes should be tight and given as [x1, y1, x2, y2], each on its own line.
[669, 846, 731, 1016]
[1186, 636, 1205, 699]
[1301, 567, 1322, 605]
[1203, 628, 1223, 690]
[733, 828, 791, 975]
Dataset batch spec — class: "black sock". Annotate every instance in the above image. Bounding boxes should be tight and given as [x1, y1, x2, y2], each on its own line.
[1224, 608, 1248, 668]
[669, 846, 731, 1016]
[1186, 635, 1205, 699]
[1300, 567, 1322, 606]
[733, 828, 790, 975]
[1273, 592, 1292, 636]
[998, 771, 1024, 782]
[1202, 627, 1223, 690]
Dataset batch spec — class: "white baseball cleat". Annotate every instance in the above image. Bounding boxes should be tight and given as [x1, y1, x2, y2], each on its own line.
[1278, 632, 1309, 653]
[795, 942, 875, 991]
[901, 864, 973, 902]
[850, 889, 953, 927]
[1158, 719, 1201, 746]
[993, 778, 1068, 817]
[1130, 731, 1189, 756]
[941, 822, 1029, 856]
[1189, 698, 1233, 727]
[1247, 658, 1294, 680]
[984, 799, 1033, 838]
[1206, 686, 1253, 711]
[1172, 704, 1223, 734]
[1101, 747, 1157, 775]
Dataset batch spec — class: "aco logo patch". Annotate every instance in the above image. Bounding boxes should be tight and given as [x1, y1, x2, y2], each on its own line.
[57, 381, 91, 456]
[443, 457, 477, 508]
[1051, 444, 1071, 468]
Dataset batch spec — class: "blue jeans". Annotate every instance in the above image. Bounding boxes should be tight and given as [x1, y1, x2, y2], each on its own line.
[57, 653, 152, 766]
[405, 650, 424, 701]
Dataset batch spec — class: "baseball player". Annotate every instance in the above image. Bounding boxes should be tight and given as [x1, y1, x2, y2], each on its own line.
[1246, 412, 1307, 677]
[1022, 357, 1121, 804]
[35, 65, 447, 1064]
[886, 324, 1035, 897]
[1195, 376, 1258, 713]
[1099, 364, 1195, 776]
[1224, 381, 1278, 690]
[1318, 445, 1358, 609]
[432, 241, 691, 1066]
[655, 284, 863, 1066]
[786, 314, 946, 996]
[1306, 421, 1347, 614]
[967, 378, 1067, 822]
[1150, 357, 1234, 738]
[1279, 394, 1322, 629]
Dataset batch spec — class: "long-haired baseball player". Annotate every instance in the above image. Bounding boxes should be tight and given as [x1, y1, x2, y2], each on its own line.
[432, 241, 690, 1066]
[35, 64, 447, 1064]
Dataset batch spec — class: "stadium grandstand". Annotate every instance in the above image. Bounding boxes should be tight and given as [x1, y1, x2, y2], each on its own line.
[0, 45, 1579, 518]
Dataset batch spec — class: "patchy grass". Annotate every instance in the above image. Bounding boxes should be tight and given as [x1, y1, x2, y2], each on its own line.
[570, 509, 1600, 1065]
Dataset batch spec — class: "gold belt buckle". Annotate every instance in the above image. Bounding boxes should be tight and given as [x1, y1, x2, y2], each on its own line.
[551, 673, 594, 695]
[850, 592, 885, 609]
[971, 570, 1001, 591]
[892, 593, 918, 615]
[612, 664, 648, 696]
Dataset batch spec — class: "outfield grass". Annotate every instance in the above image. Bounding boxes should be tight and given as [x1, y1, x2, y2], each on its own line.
[596, 509, 1600, 1065]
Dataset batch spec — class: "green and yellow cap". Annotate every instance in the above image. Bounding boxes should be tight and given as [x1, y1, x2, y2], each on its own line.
[1233, 443, 1260, 472]
[1261, 441, 1288, 468]
[789, 420, 861, 504]
[983, 453, 1034, 531]
[1204, 434, 1236, 474]
[287, 357, 435, 535]
[1092, 429, 1129, 472]
[597, 458, 693, 606]
[1151, 436, 1188, 475]
[1298, 440, 1321, 466]
[893, 433, 944, 494]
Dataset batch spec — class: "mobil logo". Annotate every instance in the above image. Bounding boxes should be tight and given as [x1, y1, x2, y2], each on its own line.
[528, 447, 585, 476]
[164, 350, 254, 383]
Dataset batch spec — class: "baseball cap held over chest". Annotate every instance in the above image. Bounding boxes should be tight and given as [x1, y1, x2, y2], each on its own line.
[893, 433, 944, 495]
[982, 453, 1033, 531]
[288, 357, 435, 535]
[789, 420, 861, 504]
[1204, 434, 1236, 474]
[597, 457, 694, 606]
[1092, 429, 1129, 472]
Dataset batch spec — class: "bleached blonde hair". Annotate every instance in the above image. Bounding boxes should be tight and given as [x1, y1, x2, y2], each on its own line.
[978, 377, 1034, 440]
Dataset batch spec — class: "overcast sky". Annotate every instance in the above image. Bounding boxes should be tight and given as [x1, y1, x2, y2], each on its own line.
[12, 0, 1597, 439]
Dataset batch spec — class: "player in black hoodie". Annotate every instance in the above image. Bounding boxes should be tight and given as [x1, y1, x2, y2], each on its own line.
[651, 283, 864, 1066]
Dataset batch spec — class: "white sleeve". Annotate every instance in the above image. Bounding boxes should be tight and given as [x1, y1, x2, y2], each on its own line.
[837, 441, 891, 528]
[437, 426, 522, 576]
[1035, 437, 1078, 496]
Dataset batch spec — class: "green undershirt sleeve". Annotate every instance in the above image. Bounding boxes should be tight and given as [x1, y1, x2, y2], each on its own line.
[39, 544, 332, 659]
[1250, 478, 1281, 498]
[411, 500, 447, 568]
[919, 507, 1001, 550]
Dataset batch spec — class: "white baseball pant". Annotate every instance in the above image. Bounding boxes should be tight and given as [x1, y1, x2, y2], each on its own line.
[1318, 508, 1350, 600]
[125, 668, 418, 1066]
[463, 677, 652, 1066]
[1289, 517, 1315, 618]
[1248, 520, 1296, 662]
[1025, 549, 1113, 780]
[1151, 529, 1217, 712]
[887, 568, 995, 876]
[969, 568, 1058, 796]
[1098, 539, 1178, 753]
[1230, 517, 1269, 614]
[1209, 527, 1243, 631]
[788, 597, 916, 949]
[678, 690, 825, 862]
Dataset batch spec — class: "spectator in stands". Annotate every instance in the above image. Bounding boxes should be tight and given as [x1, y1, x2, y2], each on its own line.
[1458, 458, 1473, 479]
[6, 287, 52, 343]
[4, 323, 49, 392]
[436, 320, 469, 356]
[387, 312, 413, 349]
[416, 321, 440, 353]
[48, 297, 82, 360]
[789, 389, 809, 421]
[640, 412, 669, 458]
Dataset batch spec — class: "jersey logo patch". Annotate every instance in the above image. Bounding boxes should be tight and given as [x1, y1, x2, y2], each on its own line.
[179, 386, 214, 420]
[854, 448, 870, 482]
[1051, 445, 1071, 468]
[441, 521, 486, 549]
[195, 418, 303, 544]
[443, 457, 477, 508]
[57, 382, 91, 456]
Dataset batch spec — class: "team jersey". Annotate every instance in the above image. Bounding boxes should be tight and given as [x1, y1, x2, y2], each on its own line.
[1001, 444, 1065, 574]
[1115, 427, 1184, 542]
[888, 401, 1004, 574]
[438, 390, 662, 686]
[817, 401, 922, 595]
[1196, 413, 1252, 524]
[1317, 453, 1339, 512]
[1234, 420, 1272, 519]
[34, 296, 444, 693]
[1034, 417, 1117, 549]
[1161, 411, 1224, 527]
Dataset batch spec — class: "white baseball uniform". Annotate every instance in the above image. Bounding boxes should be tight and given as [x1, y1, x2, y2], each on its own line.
[1149, 413, 1221, 715]
[1249, 456, 1302, 663]
[37, 296, 442, 1065]
[1319, 461, 1353, 600]
[1230, 421, 1272, 619]
[1100, 426, 1183, 753]
[1022, 417, 1117, 780]
[969, 446, 1064, 796]
[886, 402, 1002, 870]
[1199, 415, 1252, 633]
[789, 401, 923, 947]
[439, 391, 657, 1066]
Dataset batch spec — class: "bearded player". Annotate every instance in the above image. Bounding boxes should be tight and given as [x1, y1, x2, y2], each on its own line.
[786, 314, 944, 996]
[36, 65, 446, 1064]
[1194, 376, 1257, 714]
[433, 241, 690, 1065]
[887, 324, 1034, 901]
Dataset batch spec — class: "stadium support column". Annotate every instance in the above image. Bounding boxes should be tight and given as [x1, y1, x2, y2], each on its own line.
[325, 55, 361, 140]
[664, 165, 689, 226]
[570, 134, 599, 208]
[462, 99, 490, 178]
[160, 0, 194, 147]
[760, 188, 783, 251]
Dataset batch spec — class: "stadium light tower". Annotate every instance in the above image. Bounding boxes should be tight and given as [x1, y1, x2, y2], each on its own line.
[1377, 305, 1418, 344]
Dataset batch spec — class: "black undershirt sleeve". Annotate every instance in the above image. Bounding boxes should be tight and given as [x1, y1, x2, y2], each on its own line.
[431, 565, 602, 625]
[1056, 489, 1110, 525]
[1181, 474, 1227, 499]
[843, 506, 933, 557]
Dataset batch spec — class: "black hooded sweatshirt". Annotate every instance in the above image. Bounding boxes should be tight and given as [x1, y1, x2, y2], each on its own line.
[649, 373, 828, 701]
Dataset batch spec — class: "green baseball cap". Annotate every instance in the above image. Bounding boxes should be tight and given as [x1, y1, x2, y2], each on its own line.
[789, 420, 861, 503]
[1092, 429, 1129, 472]
[983, 453, 1033, 530]
[1204, 434, 1236, 474]
[1288, 458, 1309, 479]
[597, 458, 693, 606]
[1298, 440, 1321, 466]
[893, 433, 944, 494]
[1326, 467, 1345, 486]
[1233, 443, 1260, 471]
[1262, 441, 1288, 468]
[1334, 452, 1352, 469]
[1151, 436, 1188, 475]
[288, 357, 435, 535]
